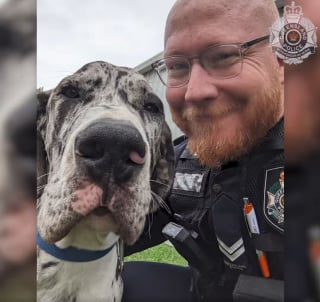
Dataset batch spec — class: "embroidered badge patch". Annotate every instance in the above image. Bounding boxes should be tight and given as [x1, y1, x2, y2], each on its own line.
[173, 172, 204, 192]
[263, 167, 284, 233]
[270, 1, 317, 65]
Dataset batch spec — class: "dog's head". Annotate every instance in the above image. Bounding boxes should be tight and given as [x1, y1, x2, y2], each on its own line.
[37, 61, 174, 245]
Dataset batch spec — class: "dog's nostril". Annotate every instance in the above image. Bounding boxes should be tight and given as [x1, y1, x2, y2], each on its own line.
[76, 139, 105, 160]
[128, 150, 146, 165]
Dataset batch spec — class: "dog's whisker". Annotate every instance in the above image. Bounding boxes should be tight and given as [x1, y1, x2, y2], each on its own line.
[151, 191, 172, 215]
[37, 185, 47, 192]
[151, 191, 163, 206]
[145, 207, 154, 238]
[37, 173, 50, 180]
[150, 179, 171, 189]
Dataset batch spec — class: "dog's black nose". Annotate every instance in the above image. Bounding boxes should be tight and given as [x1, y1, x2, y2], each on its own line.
[75, 120, 146, 183]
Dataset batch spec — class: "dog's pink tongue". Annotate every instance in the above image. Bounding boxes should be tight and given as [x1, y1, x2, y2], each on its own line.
[129, 151, 146, 165]
[71, 183, 103, 216]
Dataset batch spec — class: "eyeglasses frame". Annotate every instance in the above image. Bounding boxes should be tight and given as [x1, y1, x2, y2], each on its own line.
[151, 35, 270, 87]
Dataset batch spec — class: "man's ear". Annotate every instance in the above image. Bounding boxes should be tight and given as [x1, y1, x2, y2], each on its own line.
[37, 88, 51, 198]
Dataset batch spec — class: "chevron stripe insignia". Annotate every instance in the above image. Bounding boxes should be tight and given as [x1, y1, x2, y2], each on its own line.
[217, 237, 245, 262]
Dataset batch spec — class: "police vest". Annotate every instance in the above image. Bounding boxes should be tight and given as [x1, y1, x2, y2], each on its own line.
[168, 119, 284, 298]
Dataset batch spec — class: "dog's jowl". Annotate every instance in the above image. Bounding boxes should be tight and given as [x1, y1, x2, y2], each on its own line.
[37, 61, 174, 302]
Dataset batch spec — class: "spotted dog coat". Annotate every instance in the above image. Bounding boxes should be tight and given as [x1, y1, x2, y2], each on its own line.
[37, 61, 174, 302]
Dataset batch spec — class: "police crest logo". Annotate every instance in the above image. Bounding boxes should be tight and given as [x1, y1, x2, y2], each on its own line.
[270, 1, 317, 64]
[263, 168, 284, 233]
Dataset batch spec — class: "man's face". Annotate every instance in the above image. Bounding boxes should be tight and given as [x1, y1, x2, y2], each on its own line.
[164, 1, 284, 167]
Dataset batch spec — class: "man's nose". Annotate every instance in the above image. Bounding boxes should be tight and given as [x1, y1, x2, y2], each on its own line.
[184, 62, 219, 103]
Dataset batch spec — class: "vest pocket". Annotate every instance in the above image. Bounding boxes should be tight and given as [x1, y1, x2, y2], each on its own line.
[212, 193, 249, 271]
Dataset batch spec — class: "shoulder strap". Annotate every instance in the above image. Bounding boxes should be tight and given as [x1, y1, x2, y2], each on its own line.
[174, 135, 188, 167]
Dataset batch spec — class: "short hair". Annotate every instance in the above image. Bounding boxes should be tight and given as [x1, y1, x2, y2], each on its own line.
[165, 0, 280, 45]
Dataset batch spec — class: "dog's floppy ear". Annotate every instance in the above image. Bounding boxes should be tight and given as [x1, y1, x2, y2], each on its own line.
[150, 122, 175, 212]
[37, 88, 51, 198]
[37, 88, 51, 125]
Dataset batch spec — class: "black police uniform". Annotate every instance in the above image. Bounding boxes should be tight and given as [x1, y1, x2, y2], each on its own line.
[124, 118, 284, 302]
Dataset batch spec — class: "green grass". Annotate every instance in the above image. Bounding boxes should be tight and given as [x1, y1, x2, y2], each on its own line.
[125, 242, 188, 267]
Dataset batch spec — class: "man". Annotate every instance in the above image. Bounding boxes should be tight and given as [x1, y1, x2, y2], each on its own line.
[124, 0, 284, 301]
[285, 1, 320, 163]
[285, 1, 320, 301]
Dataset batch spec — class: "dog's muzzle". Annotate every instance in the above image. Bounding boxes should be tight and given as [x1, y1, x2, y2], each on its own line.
[75, 119, 147, 184]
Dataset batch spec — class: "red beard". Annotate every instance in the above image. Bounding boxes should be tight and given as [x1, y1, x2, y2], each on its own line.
[171, 77, 282, 167]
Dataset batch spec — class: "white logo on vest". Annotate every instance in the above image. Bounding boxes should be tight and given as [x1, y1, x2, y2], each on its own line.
[270, 1, 317, 64]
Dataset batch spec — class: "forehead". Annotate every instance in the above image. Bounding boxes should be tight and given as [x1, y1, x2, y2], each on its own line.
[54, 62, 151, 105]
[47, 62, 154, 122]
[60, 62, 145, 88]
[47, 62, 153, 136]
[165, 0, 270, 55]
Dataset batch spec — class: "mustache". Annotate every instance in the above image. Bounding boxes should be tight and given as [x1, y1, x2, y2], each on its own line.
[182, 102, 244, 121]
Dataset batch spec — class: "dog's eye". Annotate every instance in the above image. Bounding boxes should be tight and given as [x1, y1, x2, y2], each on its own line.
[143, 103, 160, 113]
[61, 86, 80, 99]
[143, 93, 163, 114]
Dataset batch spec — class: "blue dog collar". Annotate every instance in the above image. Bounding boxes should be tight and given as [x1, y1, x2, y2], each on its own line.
[37, 231, 116, 262]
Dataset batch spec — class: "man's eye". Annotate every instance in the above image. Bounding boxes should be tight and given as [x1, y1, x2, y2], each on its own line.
[61, 86, 80, 98]
[222, 51, 239, 61]
[167, 62, 189, 71]
[207, 50, 240, 67]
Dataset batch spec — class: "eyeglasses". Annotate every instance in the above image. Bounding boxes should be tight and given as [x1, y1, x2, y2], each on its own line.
[151, 35, 270, 88]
